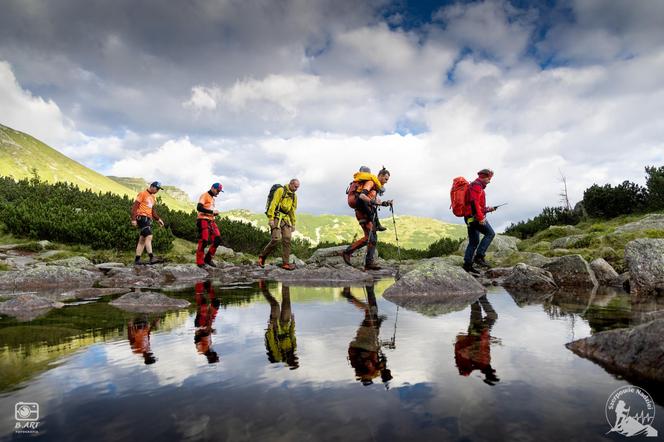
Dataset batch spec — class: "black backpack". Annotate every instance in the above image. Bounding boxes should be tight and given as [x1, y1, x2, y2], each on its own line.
[265, 184, 284, 215]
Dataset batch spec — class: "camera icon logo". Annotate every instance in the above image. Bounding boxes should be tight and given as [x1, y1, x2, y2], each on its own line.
[15, 402, 39, 421]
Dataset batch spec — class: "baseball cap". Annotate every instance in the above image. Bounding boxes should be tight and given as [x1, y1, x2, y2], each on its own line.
[150, 181, 163, 189]
[211, 182, 224, 192]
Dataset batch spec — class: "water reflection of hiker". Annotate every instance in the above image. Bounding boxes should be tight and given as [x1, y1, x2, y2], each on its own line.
[455, 295, 499, 385]
[194, 280, 220, 364]
[128, 316, 158, 365]
[342, 285, 392, 386]
[260, 281, 298, 369]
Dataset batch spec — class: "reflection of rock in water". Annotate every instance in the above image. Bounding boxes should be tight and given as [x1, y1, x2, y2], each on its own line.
[505, 288, 554, 307]
[566, 319, 664, 384]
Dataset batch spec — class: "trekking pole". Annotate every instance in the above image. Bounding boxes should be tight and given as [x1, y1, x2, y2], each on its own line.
[389, 202, 401, 265]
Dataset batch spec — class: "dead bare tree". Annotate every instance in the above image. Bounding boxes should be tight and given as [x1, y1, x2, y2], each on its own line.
[559, 170, 571, 211]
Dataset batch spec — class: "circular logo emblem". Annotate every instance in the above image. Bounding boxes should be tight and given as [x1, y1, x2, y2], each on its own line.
[606, 385, 658, 437]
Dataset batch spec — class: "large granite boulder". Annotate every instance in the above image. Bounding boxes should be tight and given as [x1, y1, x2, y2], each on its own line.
[0, 294, 64, 321]
[0, 266, 101, 291]
[382, 259, 485, 316]
[47, 256, 95, 269]
[503, 263, 558, 292]
[458, 234, 520, 255]
[307, 246, 379, 267]
[267, 265, 373, 286]
[589, 258, 621, 287]
[109, 291, 190, 313]
[614, 213, 664, 234]
[566, 319, 664, 384]
[624, 238, 664, 297]
[543, 255, 598, 288]
[550, 234, 590, 250]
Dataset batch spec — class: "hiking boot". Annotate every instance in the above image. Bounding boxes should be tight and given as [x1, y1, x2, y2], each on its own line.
[204, 255, 217, 268]
[364, 263, 382, 271]
[134, 260, 144, 266]
[281, 263, 296, 271]
[463, 262, 480, 275]
[149, 256, 163, 265]
[473, 255, 491, 269]
[375, 220, 387, 232]
[257, 255, 265, 267]
[197, 263, 206, 268]
[341, 250, 353, 266]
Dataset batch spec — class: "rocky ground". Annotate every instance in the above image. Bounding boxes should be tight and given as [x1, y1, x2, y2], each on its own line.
[1, 226, 663, 384]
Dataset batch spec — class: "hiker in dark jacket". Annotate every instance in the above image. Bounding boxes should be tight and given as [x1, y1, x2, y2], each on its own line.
[463, 169, 496, 274]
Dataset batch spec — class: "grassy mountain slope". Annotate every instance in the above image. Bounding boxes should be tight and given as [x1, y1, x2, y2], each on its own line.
[223, 209, 466, 250]
[0, 124, 136, 198]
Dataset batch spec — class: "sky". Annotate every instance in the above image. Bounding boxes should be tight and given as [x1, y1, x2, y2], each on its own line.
[1, 0, 663, 230]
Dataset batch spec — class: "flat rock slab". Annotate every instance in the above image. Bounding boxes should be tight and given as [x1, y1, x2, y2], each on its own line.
[47, 256, 95, 268]
[383, 259, 486, 316]
[109, 291, 190, 313]
[98, 266, 164, 288]
[614, 213, 664, 234]
[543, 255, 598, 288]
[267, 266, 373, 286]
[95, 262, 126, 272]
[161, 265, 210, 282]
[57, 287, 130, 302]
[503, 263, 558, 292]
[0, 294, 64, 321]
[0, 266, 101, 291]
[624, 238, 664, 297]
[566, 319, 664, 384]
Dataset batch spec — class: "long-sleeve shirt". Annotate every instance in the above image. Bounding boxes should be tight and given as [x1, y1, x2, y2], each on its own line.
[266, 185, 297, 226]
[464, 179, 487, 222]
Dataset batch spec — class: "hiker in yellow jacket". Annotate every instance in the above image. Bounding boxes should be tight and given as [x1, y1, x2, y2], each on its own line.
[258, 179, 300, 270]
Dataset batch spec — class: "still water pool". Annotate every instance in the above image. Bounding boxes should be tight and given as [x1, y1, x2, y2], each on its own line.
[0, 280, 662, 441]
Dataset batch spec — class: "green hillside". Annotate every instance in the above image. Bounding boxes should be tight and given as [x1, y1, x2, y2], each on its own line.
[0, 124, 191, 212]
[223, 209, 466, 250]
[0, 124, 137, 198]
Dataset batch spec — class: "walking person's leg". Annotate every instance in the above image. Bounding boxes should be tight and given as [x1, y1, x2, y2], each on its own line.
[261, 224, 283, 261]
[196, 219, 209, 266]
[281, 223, 292, 266]
[464, 221, 480, 265]
[474, 222, 495, 268]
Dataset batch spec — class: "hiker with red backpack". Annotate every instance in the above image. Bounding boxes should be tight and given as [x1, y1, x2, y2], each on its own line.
[257, 179, 300, 270]
[463, 169, 496, 274]
[342, 167, 392, 271]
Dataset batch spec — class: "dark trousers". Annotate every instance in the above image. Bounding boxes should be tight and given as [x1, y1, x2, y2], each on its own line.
[464, 218, 495, 264]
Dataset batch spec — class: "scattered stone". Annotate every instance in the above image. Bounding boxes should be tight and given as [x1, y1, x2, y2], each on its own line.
[382, 259, 485, 316]
[0, 294, 64, 321]
[109, 291, 190, 313]
[503, 263, 558, 292]
[306, 246, 379, 268]
[484, 267, 514, 279]
[589, 258, 621, 287]
[614, 213, 664, 234]
[566, 319, 664, 384]
[267, 265, 373, 286]
[47, 256, 95, 268]
[37, 240, 52, 249]
[624, 238, 664, 297]
[458, 234, 520, 255]
[543, 255, 598, 288]
[216, 246, 235, 259]
[550, 234, 590, 250]
[0, 266, 101, 291]
[161, 264, 209, 282]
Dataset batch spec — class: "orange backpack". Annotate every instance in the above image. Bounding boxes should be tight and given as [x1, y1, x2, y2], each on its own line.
[450, 177, 469, 217]
[346, 181, 362, 208]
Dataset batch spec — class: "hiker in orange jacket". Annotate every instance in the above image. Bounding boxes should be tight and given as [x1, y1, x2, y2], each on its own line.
[131, 181, 165, 265]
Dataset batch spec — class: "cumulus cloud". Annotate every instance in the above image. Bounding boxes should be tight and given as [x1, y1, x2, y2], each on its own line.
[1, 0, 664, 230]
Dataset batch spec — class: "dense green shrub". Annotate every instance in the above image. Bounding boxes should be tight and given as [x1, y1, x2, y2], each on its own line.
[0, 177, 174, 252]
[645, 165, 664, 210]
[582, 181, 647, 218]
[426, 237, 463, 257]
[504, 207, 581, 239]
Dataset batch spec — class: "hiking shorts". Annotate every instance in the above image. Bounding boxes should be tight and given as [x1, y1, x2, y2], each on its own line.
[137, 216, 153, 237]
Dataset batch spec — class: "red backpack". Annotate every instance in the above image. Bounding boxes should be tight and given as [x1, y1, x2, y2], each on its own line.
[450, 177, 469, 217]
